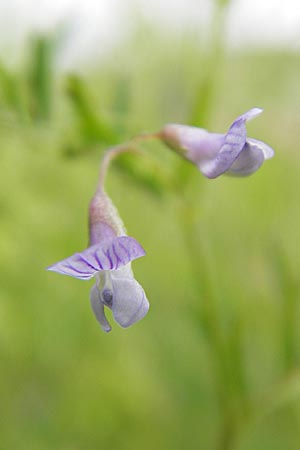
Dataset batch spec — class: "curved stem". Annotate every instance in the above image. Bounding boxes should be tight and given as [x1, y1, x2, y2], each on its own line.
[95, 132, 160, 194]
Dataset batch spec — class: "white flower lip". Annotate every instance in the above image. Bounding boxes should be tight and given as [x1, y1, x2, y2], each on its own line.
[90, 270, 149, 332]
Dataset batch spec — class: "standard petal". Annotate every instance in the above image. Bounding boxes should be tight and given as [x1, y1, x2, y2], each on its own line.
[104, 236, 146, 269]
[110, 275, 149, 328]
[234, 108, 263, 123]
[47, 236, 146, 279]
[85, 236, 146, 271]
[90, 284, 111, 332]
[47, 253, 98, 280]
[199, 108, 263, 178]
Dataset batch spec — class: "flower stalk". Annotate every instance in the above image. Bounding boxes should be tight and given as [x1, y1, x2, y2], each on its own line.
[96, 132, 160, 192]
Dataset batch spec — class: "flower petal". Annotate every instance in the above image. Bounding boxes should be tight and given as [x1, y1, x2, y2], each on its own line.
[247, 137, 274, 160]
[227, 142, 265, 176]
[90, 284, 111, 332]
[47, 236, 146, 280]
[101, 236, 146, 270]
[234, 107, 263, 123]
[46, 253, 98, 280]
[159, 123, 223, 159]
[110, 275, 149, 328]
[199, 108, 264, 178]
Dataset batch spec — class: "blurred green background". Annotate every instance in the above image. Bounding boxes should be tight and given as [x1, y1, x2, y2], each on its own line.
[1, 3, 300, 450]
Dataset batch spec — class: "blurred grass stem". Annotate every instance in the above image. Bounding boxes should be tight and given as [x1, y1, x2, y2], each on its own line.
[190, 0, 229, 127]
[177, 196, 238, 450]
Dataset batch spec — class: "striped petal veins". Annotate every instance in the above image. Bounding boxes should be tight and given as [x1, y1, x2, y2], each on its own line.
[47, 236, 146, 280]
[160, 108, 274, 178]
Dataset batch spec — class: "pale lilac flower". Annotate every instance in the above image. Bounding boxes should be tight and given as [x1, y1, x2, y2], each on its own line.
[159, 108, 274, 178]
[47, 191, 149, 332]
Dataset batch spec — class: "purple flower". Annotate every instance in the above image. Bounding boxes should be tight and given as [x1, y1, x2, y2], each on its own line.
[159, 108, 274, 178]
[47, 191, 149, 332]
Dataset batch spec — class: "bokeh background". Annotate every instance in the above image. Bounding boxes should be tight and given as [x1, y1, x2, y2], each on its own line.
[1, 1, 300, 449]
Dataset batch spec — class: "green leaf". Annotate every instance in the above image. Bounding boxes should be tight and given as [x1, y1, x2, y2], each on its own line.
[65, 75, 116, 146]
[27, 35, 54, 121]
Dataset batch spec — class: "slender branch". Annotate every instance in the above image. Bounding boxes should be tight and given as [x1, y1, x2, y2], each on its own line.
[95, 132, 160, 193]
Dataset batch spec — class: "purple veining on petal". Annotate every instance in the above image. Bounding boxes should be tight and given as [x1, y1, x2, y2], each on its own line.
[47, 255, 97, 280]
[66, 263, 92, 275]
[93, 252, 104, 269]
[118, 241, 131, 259]
[78, 254, 98, 270]
[112, 243, 122, 265]
[47, 236, 146, 279]
[101, 236, 146, 268]
[104, 249, 114, 269]
[94, 247, 111, 269]
[199, 108, 263, 178]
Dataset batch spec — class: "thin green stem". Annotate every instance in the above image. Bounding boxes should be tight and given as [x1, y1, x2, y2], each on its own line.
[95, 132, 160, 193]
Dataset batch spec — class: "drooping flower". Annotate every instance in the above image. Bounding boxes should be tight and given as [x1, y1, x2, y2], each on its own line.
[159, 108, 274, 178]
[47, 189, 149, 332]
